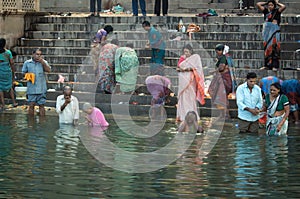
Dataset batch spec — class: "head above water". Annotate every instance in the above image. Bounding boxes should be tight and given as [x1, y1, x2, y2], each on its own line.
[63, 85, 72, 96]
[82, 102, 93, 114]
[185, 111, 198, 125]
[270, 82, 282, 95]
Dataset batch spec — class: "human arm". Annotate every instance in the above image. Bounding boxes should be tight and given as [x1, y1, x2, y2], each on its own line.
[277, 104, 289, 132]
[277, 96, 290, 132]
[256, 1, 267, 11]
[276, 0, 286, 13]
[149, 29, 163, 49]
[59, 95, 71, 112]
[73, 97, 80, 126]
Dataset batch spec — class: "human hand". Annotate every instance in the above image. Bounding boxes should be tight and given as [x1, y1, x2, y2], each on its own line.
[35, 56, 44, 63]
[276, 123, 282, 132]
[64, 96, 71, 104]
[253, 108, 260, 115]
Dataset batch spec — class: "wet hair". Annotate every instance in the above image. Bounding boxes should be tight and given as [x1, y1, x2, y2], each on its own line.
[142, 21, 151, 27]
[182, 44, 194, 54]
[63, 85, 72, 93]
[215, 44, 225, 51]
[82, 102, 93, 112]
[270, 82, 282, 94]
[185, 111, 197, 121]
[126, 43, 134, 48]
[111, 39, 119, 46]
[104, 25, 114, 34]
[246, 72, 257, 79]
[0, 38, 6, 53]
[267, 0, 277, 8]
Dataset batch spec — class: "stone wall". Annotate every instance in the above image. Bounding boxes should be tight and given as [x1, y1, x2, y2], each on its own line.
[0, 14, 25, 48]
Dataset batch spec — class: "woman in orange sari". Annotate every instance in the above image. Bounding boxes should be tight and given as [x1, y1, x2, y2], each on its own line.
[176, 44, 205, 122]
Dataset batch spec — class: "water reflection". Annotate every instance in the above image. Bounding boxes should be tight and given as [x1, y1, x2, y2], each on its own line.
[0, 113, 300, 198]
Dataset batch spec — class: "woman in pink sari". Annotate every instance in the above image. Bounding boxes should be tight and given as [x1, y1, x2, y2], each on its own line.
[176, 44, 205, 122]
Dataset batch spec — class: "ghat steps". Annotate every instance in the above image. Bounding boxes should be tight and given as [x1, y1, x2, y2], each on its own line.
[10, 10, 300, 117]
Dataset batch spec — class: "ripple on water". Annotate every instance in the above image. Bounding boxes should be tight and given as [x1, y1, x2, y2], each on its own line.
[1, 113, 300, 198]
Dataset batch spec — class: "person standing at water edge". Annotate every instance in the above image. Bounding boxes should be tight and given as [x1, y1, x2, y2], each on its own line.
[176, 44, 205, 122]
[22, 48, 51, 116]
[142, 21, 166, 75]
[236, 72, 263, 133]
[56, 86, 80, 125]
[0, 38, 18, 111]
[132, 0, 146, 16]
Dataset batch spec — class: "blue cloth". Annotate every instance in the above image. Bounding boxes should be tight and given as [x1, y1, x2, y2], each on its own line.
[0, 50, 13, 92]
[260, 76, 282, 95]
[27, 93, 47, 105]
[22, 59, 50, 95]
[236, 82, 263, 122]
[90, 0, 101, 12]
[148, 27, 166, 50]
[147, 27, 166, 70]
[132, 0, 146, 16]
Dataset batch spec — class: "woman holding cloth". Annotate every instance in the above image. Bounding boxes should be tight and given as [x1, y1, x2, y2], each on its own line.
[176, 44, 205, 122]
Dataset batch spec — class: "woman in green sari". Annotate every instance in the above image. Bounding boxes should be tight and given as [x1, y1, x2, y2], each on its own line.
[0, 38, 17, 111]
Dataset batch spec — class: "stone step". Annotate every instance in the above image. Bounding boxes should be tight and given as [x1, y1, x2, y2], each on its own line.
[12, 55, 267, 67]
[24, 31, 300, 42]
[14, 56, 299, 71]
[14, 67, 300, 89]
[18, 38, 300, 51]
[36, 15, 300, 25]
[13, 46, 299, 61]
[30, 23, 300, 33]
[14, 62, 300, 78]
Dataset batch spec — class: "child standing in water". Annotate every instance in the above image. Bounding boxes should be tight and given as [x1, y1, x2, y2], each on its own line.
[178, 111, 204, 133]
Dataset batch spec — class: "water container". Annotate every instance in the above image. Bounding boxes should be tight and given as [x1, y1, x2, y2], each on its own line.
[15, 87, 27, 100]
[181, 25, 186, 33]
[178, 19, 183, 31]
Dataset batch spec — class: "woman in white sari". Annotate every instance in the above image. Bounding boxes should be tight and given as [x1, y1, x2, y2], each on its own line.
[176, 44, 205, 122]
[265, 82, 289, 136]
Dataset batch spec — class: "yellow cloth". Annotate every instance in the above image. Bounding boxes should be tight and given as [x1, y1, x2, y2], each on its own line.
[24, 73, 35, 84]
